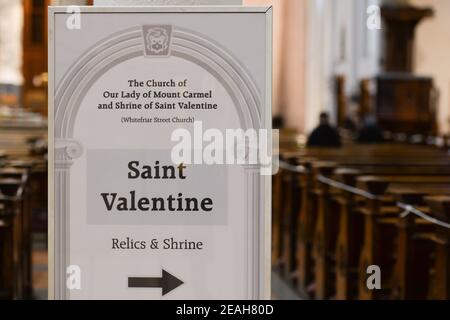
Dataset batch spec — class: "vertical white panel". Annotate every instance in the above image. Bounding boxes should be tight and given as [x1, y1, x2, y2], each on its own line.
[48, 6, 271, 300]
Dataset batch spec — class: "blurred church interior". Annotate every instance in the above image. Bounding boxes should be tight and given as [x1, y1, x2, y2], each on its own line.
[0, 0, 449, 299]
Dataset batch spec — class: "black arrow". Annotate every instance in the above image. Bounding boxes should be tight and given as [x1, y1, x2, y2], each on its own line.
[128, 269, 184, 296]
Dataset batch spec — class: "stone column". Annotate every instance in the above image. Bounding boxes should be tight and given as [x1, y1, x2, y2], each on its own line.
[54, 139, 83, 299]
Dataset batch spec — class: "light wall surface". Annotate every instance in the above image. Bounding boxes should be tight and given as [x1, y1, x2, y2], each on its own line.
[411, 0, 450, 134]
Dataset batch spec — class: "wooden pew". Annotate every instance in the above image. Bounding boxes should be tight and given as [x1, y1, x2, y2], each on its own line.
[0, 114, 47, 299]
[283, 144, 450, 299]
[424, 196, 450, 299]
[304, 168, 450, 299]
[281, 158, 302, 283]
[272, 162, 283, 268]
[0, 168, 32, 299]
[333, 173, 450, 299]
[312, 162, 339, 299]
[0, 157, 45, 299]
[0, 177, 26, 299]
[334, 169, 364, 300]
[272, 161, 289, 270]
[389, 193, 434, 300]
[355, 178, 450, 300]
[296, 161, 316, 295]
[0, 204, 8, 298]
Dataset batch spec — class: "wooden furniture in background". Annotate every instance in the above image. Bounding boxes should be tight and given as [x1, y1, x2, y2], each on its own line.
[0, 107, 47, 299]
[376, 74, 435, 136]
[373, 5, 436, 136]
[335, 76, 347, 127]
[273, 133, 450, 300]
[359, 79, 371, 122]
[425, 196, 450, 299]
[22, 0, 49, 116]
[381, 5, 433, 73]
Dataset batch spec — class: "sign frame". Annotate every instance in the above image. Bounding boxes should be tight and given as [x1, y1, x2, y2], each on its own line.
[48, 5, 272, 300]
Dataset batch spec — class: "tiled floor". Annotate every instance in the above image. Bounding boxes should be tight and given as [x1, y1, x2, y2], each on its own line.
[271, 271, 304, 300]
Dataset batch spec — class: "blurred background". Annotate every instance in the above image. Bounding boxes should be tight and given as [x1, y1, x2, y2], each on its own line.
[0, 0, 449, 300]
[248, 0, 450, 139]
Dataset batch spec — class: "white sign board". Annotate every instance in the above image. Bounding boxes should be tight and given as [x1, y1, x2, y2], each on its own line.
[94, 0, 243, 5]
[49, 6, 272, 300]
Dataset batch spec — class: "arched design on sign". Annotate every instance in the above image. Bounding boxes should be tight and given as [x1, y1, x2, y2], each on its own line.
[53, 25, 264, 299]
[55, 26, 262, 139]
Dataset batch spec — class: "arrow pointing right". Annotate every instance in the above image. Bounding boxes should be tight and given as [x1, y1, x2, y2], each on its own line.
[128, 269, 184, 296]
